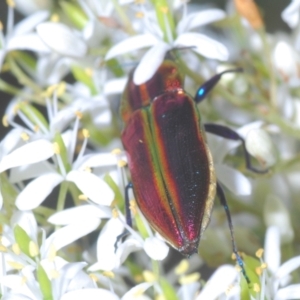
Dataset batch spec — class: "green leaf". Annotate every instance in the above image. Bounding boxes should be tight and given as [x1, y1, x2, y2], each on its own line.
[53, 132, 71, 173]
[60, 1, 88, 30]
[14, 225, 31, 257]
[159, 277, 179, 300]
[71, 65, 97, 95]
[104, 174, 124, 207]
[19, 102, 49, 132]
[37, 263, 53, 300]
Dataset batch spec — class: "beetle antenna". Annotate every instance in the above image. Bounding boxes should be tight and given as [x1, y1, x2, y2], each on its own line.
[216, 182, 250, 284]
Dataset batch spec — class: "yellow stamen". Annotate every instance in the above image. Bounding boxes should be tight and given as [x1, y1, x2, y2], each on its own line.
[160, 6, 169, 14]
[102, 271, 115, 278]
[75, 111, 83, 119]
[111, 148, 122, 155]
[175, 259, 189, 275]
[261, 262, 267, 269]
[84, 68, 93, 77]
[21, 276, 27, 285]
[21, 132, 30, 141]
[0, 21, 3, 31]
[79, 194, 88, 201]
[6, 0, 15, 7]
[256, 248, 264, 259]
[82, 128, 90, 138]
[52, 142, 60, 154]
[112, 208, 119, 218]
[89, 273, 98, 282]
[253, 283, 260, 292]
[50, 14, 59, 22]
[12, 243, 21, 255]
[143, 270, 156, 283]
[48, 244, 57, 261]
[130, 200, 137, 215]
[57, 81, 66, 96]
[49, 269, 60, 279]
[2, 115, 9, 127]
[179, 272, 200, 285]
[255, 266, 263, 276]
[135, 12, 144, 18]
[7, 261, 24, 270]
[29, 241, 39, 257]
[118, 159, 127, 168]
[0, 244, 7, 252]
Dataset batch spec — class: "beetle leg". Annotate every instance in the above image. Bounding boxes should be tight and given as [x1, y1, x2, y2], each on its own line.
[195, 68, 243, 103]
[114, 182, 133, 252]
[204, 123, 268, 174]
[216, 182, 250, 284]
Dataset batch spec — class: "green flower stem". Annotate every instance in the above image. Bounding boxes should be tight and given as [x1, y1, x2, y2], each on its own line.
[7, 55, 42, 94]
[259, 29, 278, 109]
[0, 79, 20, 95]
[56, 181, 69, 214]
[152, 0, 176, 42]
[152, 258, 160, 284]
[112, 0, 135, 35]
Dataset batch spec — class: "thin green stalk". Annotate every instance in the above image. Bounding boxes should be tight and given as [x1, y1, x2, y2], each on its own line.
[259, 29, 277, 109]
[111, 0, 135, 35]
[56, 181, 69, 214]
[0, 79, 20, 95]
[7, 55, 42, 94]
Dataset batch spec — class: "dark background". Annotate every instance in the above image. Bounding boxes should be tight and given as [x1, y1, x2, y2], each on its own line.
[0, 0, 291, 138]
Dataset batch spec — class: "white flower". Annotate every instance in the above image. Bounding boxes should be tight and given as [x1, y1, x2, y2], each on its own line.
[260, 226, 300, 300]
[0, 6, 50, 69]
[0, 96, 115, 211]
[105, 6, 228, 84]
[281, 0, 300, 28]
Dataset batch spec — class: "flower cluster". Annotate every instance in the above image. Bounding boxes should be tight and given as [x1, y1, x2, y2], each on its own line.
[0, 0, 299, 299]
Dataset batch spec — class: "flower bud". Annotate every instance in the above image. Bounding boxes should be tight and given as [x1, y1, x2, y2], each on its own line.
[245, 128, 276, 167]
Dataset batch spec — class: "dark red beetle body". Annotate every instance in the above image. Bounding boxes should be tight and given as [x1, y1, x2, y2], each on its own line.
[121, 60, 216, 256]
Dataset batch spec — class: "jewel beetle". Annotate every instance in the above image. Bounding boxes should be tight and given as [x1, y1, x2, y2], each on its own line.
[119, 58, 266, 279]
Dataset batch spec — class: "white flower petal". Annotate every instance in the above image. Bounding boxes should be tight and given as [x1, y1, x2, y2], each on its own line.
[0, 139, 55, 173]
[133, 42, 170, 85]
[11, 211, 37, 241]
[66, 170, 114, 205]
[281, 0, 300, 28]
[195, 265, 237, 300]
[16, 172, 63, 210]
[104, 77, 127, 95]
[105, 34, 159, 60]
[7, 33, 50, 53]
[61, 288, 120, 300]
[9, 161, 56, 183]
[13, 10, 50, 35]
[276, 256, 300, 280]
[45, 217, 100, 252]
[117, 238, 142, 265]
[14, 0, 53, 16]
[143, 237, 169, 260]
[275, 284, 300, 300]
[215, 164, 251, 195]
[174, 32, 229, 61]
[36, 22, 87, 57]
[264, 226, 281, 274]
[177, 9, 226, 34]
[48, 205, 111, 225]
[0, 128, 23, 158]
[91, 218, 124, 271]
[122, 283, 152, 300]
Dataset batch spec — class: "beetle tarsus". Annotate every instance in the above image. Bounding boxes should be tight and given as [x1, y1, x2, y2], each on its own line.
[204, 123, 269, 174]
[114, 230, 130, 252]
[216, 182, 250, 284]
